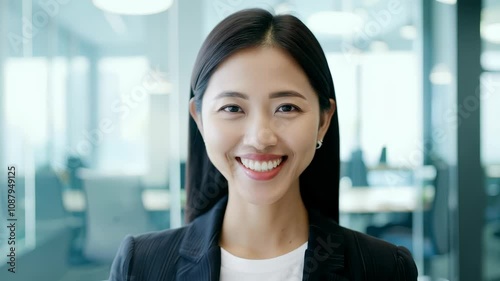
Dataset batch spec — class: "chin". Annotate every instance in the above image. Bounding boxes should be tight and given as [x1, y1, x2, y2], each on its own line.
[232, 182, 293, 206]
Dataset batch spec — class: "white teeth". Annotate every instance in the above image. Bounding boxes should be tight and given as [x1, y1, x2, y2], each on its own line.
[240, 158, 283, 172]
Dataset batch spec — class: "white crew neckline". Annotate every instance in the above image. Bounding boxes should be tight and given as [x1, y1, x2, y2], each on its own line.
[220, 241, 308, 274]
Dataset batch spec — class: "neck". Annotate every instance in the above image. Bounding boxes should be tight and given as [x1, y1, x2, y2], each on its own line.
[219, 188, 309, 259]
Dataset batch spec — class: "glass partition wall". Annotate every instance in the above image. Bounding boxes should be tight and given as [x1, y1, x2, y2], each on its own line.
[0, 0, 493, 280]
[481, 0, 500, 280]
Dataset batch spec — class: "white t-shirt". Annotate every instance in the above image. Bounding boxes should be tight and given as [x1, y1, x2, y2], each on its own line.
[220, 242, 308, 281]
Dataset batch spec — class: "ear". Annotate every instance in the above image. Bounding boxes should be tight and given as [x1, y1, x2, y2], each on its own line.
[318, 99, 336, 141]
[189, 98, 204, 138]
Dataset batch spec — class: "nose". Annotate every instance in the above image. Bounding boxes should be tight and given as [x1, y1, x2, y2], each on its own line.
[243, 116, 278, 151]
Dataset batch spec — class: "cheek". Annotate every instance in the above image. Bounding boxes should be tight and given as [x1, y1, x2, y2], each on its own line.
[202, 119, 239, 168]
[276, 117, 318, 161]
[292, 130, 317, 159]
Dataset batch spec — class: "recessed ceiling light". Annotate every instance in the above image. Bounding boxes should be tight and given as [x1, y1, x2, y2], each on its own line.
[436, 0, 456, 5]
[92, 0, 173, 15]
[307, 11, 363, 36]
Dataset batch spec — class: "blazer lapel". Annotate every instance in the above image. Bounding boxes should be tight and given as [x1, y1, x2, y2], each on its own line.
[302, 209, 348, 281]
[176, 196, 228, 281]
[176, 247, 221, 281]
[175, 197, 348, 281]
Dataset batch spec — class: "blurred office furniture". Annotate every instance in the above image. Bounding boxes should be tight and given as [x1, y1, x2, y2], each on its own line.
[339, 180, 434, 245]
[341, 148, 371, 239]
[62, 186, 187, 212]
[79, 170, 154, 264]
[346, 63, 369, 187]
[366, 161, 449, 278]
[67, 156, 87, 192]
[339, 185, 430, 214]
[345, 148, 369, 186]
[63, 156, 90, 265]
[485, 165, 500, 239]
[35, 165, 68, 220]
[378, 146, 387, 165]
[35, 165, 72, 240]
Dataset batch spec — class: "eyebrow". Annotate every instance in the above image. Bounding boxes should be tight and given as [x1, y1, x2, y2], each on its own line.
[215, 90, 307, 100]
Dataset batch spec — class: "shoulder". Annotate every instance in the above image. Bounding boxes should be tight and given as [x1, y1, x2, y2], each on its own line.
[108, 226, 188, 281]
[339, 225, 418, 280]
[131, 226, 188, 254]
[307, 209, 418, 280]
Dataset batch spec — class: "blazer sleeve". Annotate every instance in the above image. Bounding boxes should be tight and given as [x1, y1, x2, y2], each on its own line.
[344, 229, 419, 280]
[396, 246, 418, 281]
[108, 235, 135, 281]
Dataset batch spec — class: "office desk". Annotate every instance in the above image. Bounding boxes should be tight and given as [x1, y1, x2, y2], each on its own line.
[64, 186, 433, 213]
[339, 185, 433, 214]
[339, 184, 434, 274]
[62, 189, 186, 212]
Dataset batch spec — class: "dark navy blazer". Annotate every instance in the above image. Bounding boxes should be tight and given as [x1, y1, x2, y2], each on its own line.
[108, 196, 418, 281]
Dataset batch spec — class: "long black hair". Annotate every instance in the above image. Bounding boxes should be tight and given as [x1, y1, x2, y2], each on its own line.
[186, 8, 340, 223]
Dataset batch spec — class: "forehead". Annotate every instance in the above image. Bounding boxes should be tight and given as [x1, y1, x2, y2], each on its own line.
[204, 46, 315, 98]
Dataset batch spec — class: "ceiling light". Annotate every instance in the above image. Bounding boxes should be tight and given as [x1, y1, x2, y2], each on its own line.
[430, 64, 453, 85]
[481, 51, 500, 71]
[481, 22, 500, 44]
[369, 41, 389, 52]
[400, 25, 417, 40]
[92, 0, 173, 15]
[307, 11, 363, 36]
[435, 0, 456, 4]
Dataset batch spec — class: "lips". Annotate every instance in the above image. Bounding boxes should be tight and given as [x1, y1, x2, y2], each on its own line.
[240, 158, 283, 172]
[236, 155, 287, 181]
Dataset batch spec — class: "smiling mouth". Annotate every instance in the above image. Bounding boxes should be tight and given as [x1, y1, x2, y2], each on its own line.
[236, 156, 287, 172]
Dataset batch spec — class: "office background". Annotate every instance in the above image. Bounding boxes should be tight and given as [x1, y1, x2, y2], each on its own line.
[0, 0, 498, 280]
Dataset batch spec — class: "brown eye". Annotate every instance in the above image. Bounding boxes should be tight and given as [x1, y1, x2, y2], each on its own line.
[220, 105, 243, 113]
[277, 104, 300, 113]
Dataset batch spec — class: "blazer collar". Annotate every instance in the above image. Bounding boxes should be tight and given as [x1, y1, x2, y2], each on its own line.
[178, 196, 227, 262]
[177, 196, 347, 281]
[303, 208, 348, 281]
[176, 196, 227, 281]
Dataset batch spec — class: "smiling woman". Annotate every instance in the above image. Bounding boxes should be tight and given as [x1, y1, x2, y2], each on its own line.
[191, 46, 333, 209]
[108, 8, 418, 281]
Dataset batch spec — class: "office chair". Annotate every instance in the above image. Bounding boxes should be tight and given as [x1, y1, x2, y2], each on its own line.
[80, 170, 154, 264]
[366, 160, 450, 277]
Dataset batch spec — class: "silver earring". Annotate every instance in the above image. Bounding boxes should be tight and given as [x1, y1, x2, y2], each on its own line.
[316, 140, 323, 149]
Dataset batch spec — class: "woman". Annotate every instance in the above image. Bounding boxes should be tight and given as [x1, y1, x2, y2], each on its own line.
[109, 8, 418, 281]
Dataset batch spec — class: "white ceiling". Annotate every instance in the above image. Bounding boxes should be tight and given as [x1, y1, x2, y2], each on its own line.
[8, 0, 499, 55]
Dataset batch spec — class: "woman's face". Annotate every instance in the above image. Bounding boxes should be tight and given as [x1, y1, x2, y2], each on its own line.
[190, 46, 334, 206]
